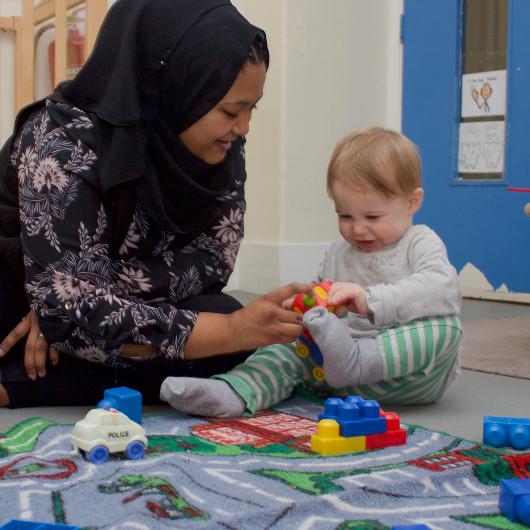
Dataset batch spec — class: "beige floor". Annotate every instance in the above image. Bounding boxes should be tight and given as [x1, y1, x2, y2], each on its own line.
[1, 295, 529, 443]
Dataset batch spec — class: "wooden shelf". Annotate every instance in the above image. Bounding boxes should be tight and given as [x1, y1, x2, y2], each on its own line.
[34, 0, 85, 26]
[0, 16, 16, 31]
[5, 0, 107, 112]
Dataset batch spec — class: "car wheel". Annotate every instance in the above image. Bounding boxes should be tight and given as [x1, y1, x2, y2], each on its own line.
[126, 440, 145, 460]
[87, 445, 109, 464]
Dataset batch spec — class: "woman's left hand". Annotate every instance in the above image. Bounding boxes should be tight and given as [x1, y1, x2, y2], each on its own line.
[0, 310, 59, 380]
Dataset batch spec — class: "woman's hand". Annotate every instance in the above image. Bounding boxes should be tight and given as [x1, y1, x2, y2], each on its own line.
[231, 283, 312, 351]
[0, 310, 59, 380]
[327, 281, 370, 316]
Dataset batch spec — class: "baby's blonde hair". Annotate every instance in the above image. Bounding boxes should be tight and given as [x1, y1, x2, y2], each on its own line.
[327, 127, 422, 197]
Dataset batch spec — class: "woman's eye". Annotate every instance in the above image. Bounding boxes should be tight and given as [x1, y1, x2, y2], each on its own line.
[366, 216, 380, 221]
[224, 110, 238, 118]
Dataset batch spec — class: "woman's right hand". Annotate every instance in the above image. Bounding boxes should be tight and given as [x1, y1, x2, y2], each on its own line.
[0, 310, 59, 380]
[230, 283, 312, 351]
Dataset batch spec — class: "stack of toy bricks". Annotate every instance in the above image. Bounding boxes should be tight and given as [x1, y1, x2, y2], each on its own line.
[311, 395, 407, 455]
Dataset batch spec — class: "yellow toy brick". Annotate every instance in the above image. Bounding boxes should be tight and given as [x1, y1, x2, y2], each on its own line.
[311, 419, 366, 455]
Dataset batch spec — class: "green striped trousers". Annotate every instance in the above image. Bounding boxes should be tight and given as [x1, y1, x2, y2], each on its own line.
[215, 315, 463, 414]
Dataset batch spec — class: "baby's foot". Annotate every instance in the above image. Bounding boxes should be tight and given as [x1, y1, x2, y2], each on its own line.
[303, 307, 384, 387]
[160, 377, 246, 418]
[303, 306, 361, 388]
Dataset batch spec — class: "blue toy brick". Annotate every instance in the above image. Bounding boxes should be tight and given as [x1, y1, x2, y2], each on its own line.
[318, 396, 386, 436]
[344, 395, 365, 406]
[319, 395, 377, 420]
[483, 416, 530, 450]
[339, 409, 387, 437]
[97, 386, 143, 424]
[0, 521, 79, 530]
[358, 399, 380, 418]
[298, 335, 324, 365]
[318, 397, 344, 420]
[499, 478, 530, 525]
[309, 341, 324, 365]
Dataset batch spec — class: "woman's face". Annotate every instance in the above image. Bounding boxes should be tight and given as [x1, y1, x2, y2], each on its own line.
[179, 61, 267, 165]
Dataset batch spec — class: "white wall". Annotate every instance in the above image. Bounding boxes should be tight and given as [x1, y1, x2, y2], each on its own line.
[232, 0, 404, 292]
[0, 0, 404, 294]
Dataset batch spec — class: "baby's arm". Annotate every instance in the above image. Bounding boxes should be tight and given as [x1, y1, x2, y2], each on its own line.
[367, 229, 461, 328]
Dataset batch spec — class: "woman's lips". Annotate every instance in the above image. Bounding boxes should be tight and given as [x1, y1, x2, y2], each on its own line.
[216, 140, 232, 152]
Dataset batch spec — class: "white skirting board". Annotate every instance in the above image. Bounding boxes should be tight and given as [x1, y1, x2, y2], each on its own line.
[459, 262, 530, 304]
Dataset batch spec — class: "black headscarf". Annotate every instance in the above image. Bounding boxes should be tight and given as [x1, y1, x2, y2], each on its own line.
[0, 0, 268, 304]
[55, 0, 268, 238]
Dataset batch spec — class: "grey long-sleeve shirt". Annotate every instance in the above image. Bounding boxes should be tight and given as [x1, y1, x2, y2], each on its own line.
[319, 224, 462, 337]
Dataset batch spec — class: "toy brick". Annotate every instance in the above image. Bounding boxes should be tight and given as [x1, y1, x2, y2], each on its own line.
[366, 428, 407, 450]
[97, 386, 143, 424]
[310, 419, 366, 455]
[483, 416, 530, 450]
[344, 395, 365, 406]
[499, 478, 530, 525]
[314, 395, 407, 454]
[341, 416, 387, 437]
[357, 399, 381, 418]
[318, 397, 344, 420]
[312, 284, 329, 300]
[384, 411, 401, 431]
[338, 403, 387, 436]
[318, 396, 387, 436]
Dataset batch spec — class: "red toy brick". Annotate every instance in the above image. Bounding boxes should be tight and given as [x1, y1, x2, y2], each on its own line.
[366, 428, 407, 450]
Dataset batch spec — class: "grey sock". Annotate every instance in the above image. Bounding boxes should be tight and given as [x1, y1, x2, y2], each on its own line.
[160, 377, 246, 418]
[303, 306, 384, 388]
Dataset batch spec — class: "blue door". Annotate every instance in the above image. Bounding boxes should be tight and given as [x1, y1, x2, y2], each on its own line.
[402, 0, 530, 300]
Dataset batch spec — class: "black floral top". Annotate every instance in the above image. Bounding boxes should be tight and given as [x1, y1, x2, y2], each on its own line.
[11, 100, 246, 365]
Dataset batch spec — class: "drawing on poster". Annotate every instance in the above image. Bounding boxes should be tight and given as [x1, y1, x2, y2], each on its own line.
[458, 121, 504, 174]
[461, 70, 506, 118]
[471, 82, 492, 112]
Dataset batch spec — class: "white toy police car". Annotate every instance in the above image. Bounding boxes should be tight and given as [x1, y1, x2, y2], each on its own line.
[70, 408, 148, 464]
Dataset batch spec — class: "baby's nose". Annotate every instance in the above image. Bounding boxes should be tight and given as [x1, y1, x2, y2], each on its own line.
[352, 223, 366, 236]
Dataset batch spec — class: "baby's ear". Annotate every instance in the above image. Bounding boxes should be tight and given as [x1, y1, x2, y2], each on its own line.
[408, 187, 424, 214]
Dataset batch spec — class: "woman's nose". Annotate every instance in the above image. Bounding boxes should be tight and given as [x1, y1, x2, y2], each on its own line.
[233, 112, 251, 136]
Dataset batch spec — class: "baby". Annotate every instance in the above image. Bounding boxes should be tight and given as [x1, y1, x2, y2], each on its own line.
[161, 127, 463, 416]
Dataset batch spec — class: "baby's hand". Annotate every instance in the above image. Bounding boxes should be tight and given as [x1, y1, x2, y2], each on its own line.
[327, 282, 370, 316]
[282, 296, 295, 310]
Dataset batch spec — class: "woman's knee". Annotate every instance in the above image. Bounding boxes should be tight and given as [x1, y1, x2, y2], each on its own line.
[0, 384, 10, 407]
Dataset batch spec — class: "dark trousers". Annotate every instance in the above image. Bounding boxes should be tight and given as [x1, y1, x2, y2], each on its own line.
[0, 272, 252, 408]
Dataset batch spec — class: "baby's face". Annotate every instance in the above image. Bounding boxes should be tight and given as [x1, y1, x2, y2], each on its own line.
[330, 182, 422, 252]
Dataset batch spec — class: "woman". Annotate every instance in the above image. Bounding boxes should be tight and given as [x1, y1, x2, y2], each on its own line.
[0, 0, 308, 407]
